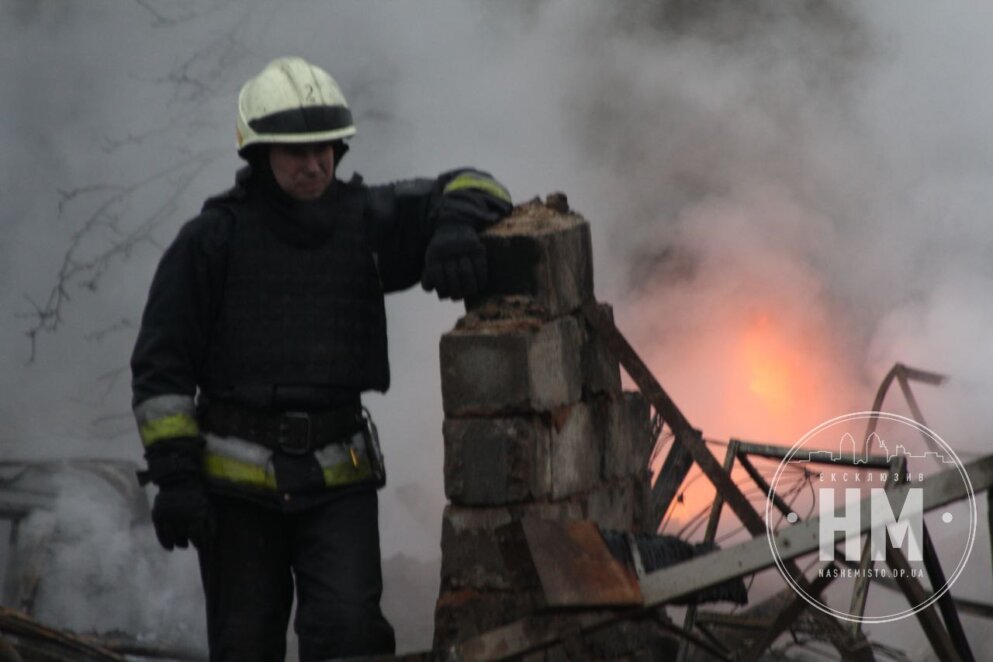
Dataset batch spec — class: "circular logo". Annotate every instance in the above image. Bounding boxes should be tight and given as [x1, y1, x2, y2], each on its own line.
[764, 411, 976, 624]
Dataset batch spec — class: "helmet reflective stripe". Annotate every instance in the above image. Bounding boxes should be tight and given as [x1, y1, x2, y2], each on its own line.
[202, 430, 373, 490]
[134, 394, 199, 446]
[237, 56, 356, 154]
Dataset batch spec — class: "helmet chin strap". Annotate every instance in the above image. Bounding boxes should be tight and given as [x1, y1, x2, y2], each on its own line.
[333, 140, 349, 166]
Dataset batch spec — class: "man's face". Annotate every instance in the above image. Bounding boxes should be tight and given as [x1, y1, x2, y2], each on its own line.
[268, 142, 335, 201]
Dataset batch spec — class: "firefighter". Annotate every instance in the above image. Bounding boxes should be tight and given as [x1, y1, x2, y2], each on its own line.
[130, 56, 511, 661]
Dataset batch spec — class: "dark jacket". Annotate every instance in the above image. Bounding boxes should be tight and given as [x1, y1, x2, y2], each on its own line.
[131, 166, 510, 508]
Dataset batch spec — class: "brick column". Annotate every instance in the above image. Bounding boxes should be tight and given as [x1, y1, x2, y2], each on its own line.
[433, 196, 655, 646]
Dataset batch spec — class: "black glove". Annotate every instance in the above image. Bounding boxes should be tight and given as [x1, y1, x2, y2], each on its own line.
[421, 223, 487, 300]
[139, 437, 212, 551]
[432, 185, 512, 228]
[152, 476, 212, 550]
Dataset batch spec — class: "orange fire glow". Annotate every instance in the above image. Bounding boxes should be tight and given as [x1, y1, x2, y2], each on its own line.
[646, 308, 864, 530]
[735, 313, 825, 436]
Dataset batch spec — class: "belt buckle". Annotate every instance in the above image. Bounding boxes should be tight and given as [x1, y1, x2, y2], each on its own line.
[277, 412, 312, 455]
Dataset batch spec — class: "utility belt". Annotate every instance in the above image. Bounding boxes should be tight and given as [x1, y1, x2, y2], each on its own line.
[200, 401, 364, 455]
[198, 401, 386, 490]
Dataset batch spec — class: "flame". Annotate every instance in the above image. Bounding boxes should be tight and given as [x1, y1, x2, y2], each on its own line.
[737, 313, 817, 429]
[647, 309, 863, 530]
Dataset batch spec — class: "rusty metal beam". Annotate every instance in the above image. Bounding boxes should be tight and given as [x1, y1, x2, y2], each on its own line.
[513, 518, 642, 608]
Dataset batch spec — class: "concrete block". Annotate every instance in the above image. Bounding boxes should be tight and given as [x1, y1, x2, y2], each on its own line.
[631, 467, 653, 533]
[623, 391, 654, 475]
[471, 201, 594, 318]
[439, 501, 587, 591]
[596, 391, 654, 480]
[581, 303, 622, 397]
[595, 396, 631, 481]
[512, 499, 584, 522]
[443, 415, 551, 506]
[584, 477, 637, 532]
[433, 588, 536, 648]
[439, 506, 516, 591]
[440, 316, 582, 416]
[549, 403, 601, 499]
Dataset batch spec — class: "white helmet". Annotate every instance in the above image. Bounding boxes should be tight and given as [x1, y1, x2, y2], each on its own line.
[236, 57, 356, 155]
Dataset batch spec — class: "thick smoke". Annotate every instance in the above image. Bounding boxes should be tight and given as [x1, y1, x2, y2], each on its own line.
[3, 0, 993, 657]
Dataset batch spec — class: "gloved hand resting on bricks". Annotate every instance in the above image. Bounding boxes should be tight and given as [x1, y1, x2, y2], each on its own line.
[421, 171, 512, 300]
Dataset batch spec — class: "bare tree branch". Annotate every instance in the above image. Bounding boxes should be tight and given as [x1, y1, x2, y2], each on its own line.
[20, 151, 224, 363]
[133, 0, 238, 28]
[84, 318, 135, 343]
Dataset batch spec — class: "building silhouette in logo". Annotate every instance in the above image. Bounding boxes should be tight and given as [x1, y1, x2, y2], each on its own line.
[792, 432, 954, 465]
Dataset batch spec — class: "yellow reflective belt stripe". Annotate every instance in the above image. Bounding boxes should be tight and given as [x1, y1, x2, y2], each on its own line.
[204, 453, 277, 490]
[139, 414, 199, 447]
[323, 460, 373, 487]
[203, 438, 373, 492]
[443, 174, 511, 203]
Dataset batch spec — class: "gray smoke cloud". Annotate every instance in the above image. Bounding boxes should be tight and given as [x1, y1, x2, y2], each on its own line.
[3, 0, 992, 657]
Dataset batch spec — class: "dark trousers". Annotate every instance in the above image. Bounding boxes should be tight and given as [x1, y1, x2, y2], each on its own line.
[196, 490, 396, 661]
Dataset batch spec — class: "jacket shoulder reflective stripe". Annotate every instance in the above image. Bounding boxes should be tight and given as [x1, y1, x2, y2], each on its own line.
[442, 170, 511, 203]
